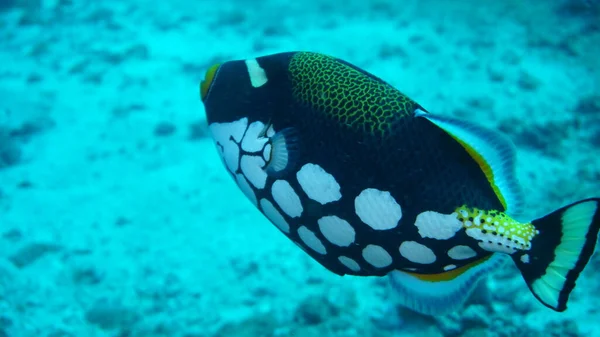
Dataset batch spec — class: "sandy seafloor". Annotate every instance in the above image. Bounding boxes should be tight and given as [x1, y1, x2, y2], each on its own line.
[0, 0, 599, 336]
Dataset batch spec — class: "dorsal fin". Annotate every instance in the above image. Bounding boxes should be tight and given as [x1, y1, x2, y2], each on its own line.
[415, 109, 524, 218]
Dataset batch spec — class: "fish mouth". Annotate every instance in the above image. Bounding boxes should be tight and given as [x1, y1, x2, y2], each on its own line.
[200, 63, 221, 102]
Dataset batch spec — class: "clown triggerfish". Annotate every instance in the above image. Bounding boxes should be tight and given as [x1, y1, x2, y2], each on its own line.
[199, 51, 600, 315]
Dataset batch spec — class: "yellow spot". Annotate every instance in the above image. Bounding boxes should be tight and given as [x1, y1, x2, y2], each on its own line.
[456, 205, 538, 251]
[200, 63, 221, 101]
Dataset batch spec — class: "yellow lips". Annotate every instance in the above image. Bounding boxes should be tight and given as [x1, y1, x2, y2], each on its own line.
[200, 63, 220, 101]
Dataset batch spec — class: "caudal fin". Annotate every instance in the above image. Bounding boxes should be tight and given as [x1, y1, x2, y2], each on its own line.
[511, 198, 600, 311]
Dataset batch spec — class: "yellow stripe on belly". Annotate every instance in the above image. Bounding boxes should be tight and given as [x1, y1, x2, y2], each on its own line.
[403, 255, 493, 282]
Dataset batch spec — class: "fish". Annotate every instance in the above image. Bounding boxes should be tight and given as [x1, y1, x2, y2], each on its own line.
[199, 51, 600, 315]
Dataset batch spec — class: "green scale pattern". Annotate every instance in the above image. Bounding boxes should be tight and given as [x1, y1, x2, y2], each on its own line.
[289, 52, 419, 136]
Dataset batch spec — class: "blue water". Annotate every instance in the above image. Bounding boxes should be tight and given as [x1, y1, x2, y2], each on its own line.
[0, 0, 599, 336]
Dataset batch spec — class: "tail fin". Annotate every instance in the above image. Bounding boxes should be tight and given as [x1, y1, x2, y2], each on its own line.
[511, 198, 600, 311]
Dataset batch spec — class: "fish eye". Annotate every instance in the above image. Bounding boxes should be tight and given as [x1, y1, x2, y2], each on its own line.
[200, 63, 221, 101]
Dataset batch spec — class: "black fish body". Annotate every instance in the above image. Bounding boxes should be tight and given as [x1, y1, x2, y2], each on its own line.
[200, 51, 600, 315]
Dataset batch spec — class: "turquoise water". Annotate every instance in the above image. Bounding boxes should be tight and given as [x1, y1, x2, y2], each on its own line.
[1, 0, 599, 336]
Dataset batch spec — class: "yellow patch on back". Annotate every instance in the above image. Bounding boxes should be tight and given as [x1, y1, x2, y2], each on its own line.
[288, 52, 420, 136]
[456, 205, 538, 253]
[404, 255, 493, 282]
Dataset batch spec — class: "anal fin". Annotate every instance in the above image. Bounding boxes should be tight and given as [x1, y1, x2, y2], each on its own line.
[389, 254, 507, 316]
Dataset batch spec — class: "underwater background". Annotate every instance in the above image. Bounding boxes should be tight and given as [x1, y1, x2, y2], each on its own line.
[0, 0, 599, 336]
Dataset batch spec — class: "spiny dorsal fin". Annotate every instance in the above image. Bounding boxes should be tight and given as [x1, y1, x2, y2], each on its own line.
[415, 109, 524, 218]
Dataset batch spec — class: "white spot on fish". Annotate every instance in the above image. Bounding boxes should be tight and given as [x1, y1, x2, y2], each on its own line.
[209, 118, 248, 173]
[266, 124, 275, 137]
[245, 58, 268, 88]
[209, 118, 248, 143]
[362, 244, 392, 268]
[241, 155, 267, 189]
[521, 254, 530, 264]
[414, 211, 463, 240]
[221, 139, 239, 173]
[235, 174, 257, 205]
[298, 226, 326, 255]
[448, 245, 477, 260]
[444, 264, 457, 271]
[355, 188, 402, 230]
[241, 121, 268, 152]
[296, 163, 341, 204]
[260, 198, 290, 233]
[399, 241, 436, 264]
[271, 180, 303, 218]
[262, 143, 272, 162]
[338, 256, 360, 272]
[318, 215, 355, 247]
